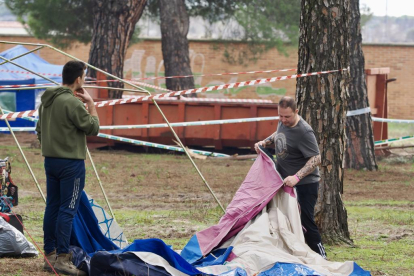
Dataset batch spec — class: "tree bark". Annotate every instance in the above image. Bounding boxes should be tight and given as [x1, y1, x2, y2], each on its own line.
[159, 0, 195, 92]
[345, 0, 378, 170]
[88, 0, 146, 99]
[296, 0, 352, 245]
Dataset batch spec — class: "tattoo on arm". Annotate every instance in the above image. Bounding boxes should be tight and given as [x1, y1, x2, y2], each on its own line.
[296, 154, 321, 180]
[264, 132, 276, 146]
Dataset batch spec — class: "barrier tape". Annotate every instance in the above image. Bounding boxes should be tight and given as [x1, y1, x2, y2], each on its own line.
[1, 109, 38, 119]
[0, 116, 280, 132]
[94, 68, 347, 108]
[179, 97, 273, 104]
[0, 67, 296, 82]
[347, 107, 371, 116]
[131, 68, 297, 81]
[1, 111, 229, 157]
[118, 79, 171, 92]
[374, 135, 414, 146]
[2, 113, 412, 148]
[97, 133, 229, 157]
[0, 79, 169, 92]
[372, 117, 414, 124]
[0, 83, 56, 89]
[0, 67, 298, 91]
[0, 69, 62, 77]
[122, 95, 273, 104]
[0, 68, 347, 120]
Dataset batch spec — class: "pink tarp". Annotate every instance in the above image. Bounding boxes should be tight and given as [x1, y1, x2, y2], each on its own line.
[196, 150, 295, 256]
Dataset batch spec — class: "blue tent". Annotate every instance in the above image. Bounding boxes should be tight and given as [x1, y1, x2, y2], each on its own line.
[0, 45, 63, 130]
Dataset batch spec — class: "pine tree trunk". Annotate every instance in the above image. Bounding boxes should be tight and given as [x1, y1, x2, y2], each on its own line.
[88, 0, 146, 99]
[296, 0, 352, 245]
[159, 0, 195, 92]
[345, 0, 378, 170]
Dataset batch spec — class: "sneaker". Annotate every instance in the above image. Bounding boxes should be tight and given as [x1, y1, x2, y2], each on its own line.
[43, 250, 57, 272]
[54, 252, 86, 276]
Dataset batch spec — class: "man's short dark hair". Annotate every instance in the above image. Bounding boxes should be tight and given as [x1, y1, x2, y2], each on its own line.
[62, 61, 86, 85]
[278, 96, 297, 111]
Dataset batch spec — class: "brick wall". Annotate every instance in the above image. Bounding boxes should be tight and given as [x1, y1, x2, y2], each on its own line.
[0, 36, 412, 119]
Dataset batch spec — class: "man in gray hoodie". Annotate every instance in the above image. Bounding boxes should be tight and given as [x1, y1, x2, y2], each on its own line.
[36, 60, 99, 275]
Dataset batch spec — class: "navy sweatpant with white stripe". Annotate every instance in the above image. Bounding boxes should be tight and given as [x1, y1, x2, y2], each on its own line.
[296, 182, 327, 259]
[43, 157, 85, 255]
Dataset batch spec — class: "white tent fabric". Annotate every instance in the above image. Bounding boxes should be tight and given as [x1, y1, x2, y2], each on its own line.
[196, 190, 356, 276]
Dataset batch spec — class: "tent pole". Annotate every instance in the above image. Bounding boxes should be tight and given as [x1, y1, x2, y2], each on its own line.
[86, 149, 116, 221]
[0, 55, 60, 85]
[0, 41, 226, 214]
[0, 46, 44, 66]
[152, 98, 226, 213]
[42, 44, 226, 213]
[0, 51, 115, 220]
[0, 106, 46, 202]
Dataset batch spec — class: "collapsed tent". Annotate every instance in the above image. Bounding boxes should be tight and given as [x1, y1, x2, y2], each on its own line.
[0, 45, 63, 129]
[68, 149, 370, 276]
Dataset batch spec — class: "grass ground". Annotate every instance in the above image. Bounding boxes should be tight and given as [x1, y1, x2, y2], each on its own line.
[0, 133, 413, 276]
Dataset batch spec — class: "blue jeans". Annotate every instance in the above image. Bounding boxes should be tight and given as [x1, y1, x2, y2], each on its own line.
[43, 157, 85, 255]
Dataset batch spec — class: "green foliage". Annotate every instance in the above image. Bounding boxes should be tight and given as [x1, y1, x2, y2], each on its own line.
[5, 0, 94, 48]
[147, 0, 300, 65]
[6, 0, 300, 63]
[196, 0, 301, 65]
[225, 0, 300, 64]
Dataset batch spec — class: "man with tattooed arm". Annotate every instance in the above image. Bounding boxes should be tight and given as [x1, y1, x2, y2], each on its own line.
[254, 96, 327, 259]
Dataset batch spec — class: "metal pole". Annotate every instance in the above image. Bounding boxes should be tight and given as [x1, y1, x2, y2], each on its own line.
[86, 149, 116, 220]
[0, 51, 115, 219]
[44, 44, 226, 213]
[0, 55, 60, 85]
[0, 41, 226, 213]
[0, 46, 44, 66]
[151, 98, 226, 213]
[0, 106, 46, 202]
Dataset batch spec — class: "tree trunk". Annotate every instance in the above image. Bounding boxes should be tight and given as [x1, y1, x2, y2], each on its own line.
[88, 0, 146, 99]
[345, 0, 378, 170]
[159, 0, 195, 92]
[296, 0, 352, 245]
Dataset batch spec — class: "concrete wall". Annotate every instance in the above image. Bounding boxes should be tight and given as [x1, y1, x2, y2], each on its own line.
[0, 36, 412, 119]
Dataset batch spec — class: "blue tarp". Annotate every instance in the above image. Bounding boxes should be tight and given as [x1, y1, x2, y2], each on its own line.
[69, 157, 371, 276]
[0, 45, 63, 130]
[0, 45, 62, 84]
[70, 192, 120, 255]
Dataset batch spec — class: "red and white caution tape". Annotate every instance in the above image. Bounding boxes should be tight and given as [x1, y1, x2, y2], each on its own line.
[122, 95, 273, 104]
[0, 79, 168, 92]
[94, 68, 347, 107]
[118, 79, 171, 92]
[0, 68, 347, 120]
[0, 83, 56, 89]
[1, 110, 38, 119]
[0, 69, 62, 77]
[132, 68, 297, 81]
